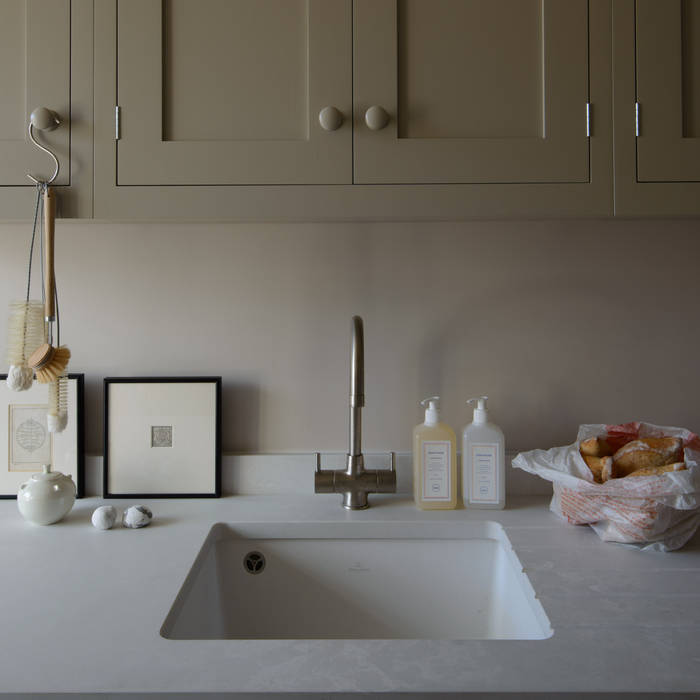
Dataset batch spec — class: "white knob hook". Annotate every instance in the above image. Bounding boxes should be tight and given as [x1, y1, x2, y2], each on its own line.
[27, 107, 61, 186]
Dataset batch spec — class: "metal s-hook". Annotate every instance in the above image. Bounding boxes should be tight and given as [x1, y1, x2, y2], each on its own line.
[26, 107, 61, 186]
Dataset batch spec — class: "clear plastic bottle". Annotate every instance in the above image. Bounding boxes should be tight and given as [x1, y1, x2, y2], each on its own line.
[462, 396, 505, 509]
[413, 396, 457, 510]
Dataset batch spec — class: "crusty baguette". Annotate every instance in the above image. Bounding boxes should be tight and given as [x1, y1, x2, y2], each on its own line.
[623, 462, 686, 478]
[582, 454, 613, 484]
[580, 437, 614, 458]
[612, 437, 684, 477]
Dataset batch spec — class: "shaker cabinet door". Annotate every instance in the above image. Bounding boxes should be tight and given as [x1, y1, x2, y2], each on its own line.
[635, 0, 700, 182]
[0, 0, 70, 186]
[353, 0, 590, 184]
[116, 0, 351, 185]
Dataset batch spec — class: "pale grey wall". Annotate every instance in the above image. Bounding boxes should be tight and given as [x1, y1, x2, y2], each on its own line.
[0, 219, 698, 455]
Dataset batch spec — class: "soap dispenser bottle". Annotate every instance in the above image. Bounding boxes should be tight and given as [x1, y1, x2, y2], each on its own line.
[413, 396, 457, 510]
[462, 396, 505, 509]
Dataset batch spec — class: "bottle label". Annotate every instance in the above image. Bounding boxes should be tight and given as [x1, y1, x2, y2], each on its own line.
[422, 441, 451, 501]
[470, 443, 499, 504]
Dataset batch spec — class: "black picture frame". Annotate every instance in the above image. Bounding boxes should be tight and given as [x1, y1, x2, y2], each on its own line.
[103, 376, 221, 498]
[0, 373, 85, 499]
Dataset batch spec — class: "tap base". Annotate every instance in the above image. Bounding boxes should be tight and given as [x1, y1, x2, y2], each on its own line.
[342, 491, 369, 509]
[314, 452, 396, 510]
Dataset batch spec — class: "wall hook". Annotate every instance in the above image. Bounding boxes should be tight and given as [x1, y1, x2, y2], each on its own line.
[26, 107, 61, 186]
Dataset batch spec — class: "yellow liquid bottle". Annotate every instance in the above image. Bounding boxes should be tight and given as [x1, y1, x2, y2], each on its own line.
[413, 396, 457, 510]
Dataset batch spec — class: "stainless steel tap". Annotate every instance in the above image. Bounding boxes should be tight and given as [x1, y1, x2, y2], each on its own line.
[314, 315, 397, 509]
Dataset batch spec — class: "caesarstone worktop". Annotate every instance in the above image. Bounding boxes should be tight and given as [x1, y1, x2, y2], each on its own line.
[1, 494, 700, 698]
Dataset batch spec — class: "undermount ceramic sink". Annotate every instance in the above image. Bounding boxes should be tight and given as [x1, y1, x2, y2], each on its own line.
[161, 521, 552, 640]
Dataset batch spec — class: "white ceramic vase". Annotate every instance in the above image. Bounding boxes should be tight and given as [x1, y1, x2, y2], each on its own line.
[17, 465, 76, 525]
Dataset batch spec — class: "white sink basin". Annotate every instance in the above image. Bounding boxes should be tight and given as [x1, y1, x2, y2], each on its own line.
[161, 521, 552, 640]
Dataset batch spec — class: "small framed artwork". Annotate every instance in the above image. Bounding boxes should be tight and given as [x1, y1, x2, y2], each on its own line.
[0, 374, 85, 499]
[103, 377, 221, 498]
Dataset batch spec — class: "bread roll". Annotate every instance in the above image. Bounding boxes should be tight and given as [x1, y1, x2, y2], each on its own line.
[623, 462, 686, 478]
[583, 455, 613, 484]
[612, 437, 684, 477]
[601, 458, 613, 483]
[580, 437, 613, 458]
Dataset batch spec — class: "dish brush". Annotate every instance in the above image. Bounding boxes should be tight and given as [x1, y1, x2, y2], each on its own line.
[28, 187, 70, 383]
[29, 343, 71, 383]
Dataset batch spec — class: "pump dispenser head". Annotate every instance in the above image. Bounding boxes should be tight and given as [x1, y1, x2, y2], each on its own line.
[420, 396, 441, 426]
[467, 396, 489, 424]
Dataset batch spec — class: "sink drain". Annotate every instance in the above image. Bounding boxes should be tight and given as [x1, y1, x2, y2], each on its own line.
[243, 551, 266, 575]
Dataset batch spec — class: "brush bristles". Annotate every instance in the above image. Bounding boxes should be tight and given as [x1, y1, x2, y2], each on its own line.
[6, 365, 34, 391]
[48, 374, 69, 433]
[34, 346, 71, 384]
[6, 301, 44, 366]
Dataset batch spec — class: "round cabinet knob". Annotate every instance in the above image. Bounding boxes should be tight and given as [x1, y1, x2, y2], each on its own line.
[318, 106, 344, 131]
[29, 107, 60, 132]
[364, 105, 390, 131]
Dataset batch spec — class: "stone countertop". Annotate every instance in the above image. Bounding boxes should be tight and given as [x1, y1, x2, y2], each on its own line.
[1, 494, 700, 697]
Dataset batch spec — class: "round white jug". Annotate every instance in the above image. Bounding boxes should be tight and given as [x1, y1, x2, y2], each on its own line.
[17, 465, 76, 525]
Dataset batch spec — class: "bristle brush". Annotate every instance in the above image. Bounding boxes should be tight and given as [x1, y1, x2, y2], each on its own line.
[5, 187, 45, 391]
[47, 374, 68, 433]
[6, 300, 44, 390]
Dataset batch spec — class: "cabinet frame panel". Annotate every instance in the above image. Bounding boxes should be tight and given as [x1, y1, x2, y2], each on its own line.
[0, 0, 70, 187]
[613, 0, 700, 215]
[116, 0, 352, 185]
[634, 0, 700, 183]
[0, 0, 92, 218]
[353, 0, 591, 184]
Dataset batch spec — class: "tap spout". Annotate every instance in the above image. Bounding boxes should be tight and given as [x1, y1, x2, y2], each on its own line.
[314, 315, 396, 509]
[349, 315, 364, 461]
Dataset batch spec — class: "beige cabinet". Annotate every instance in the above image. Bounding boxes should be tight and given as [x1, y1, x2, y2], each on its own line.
[12, 0, 700, 219]
[94, 0, 612, 218]
[0, 0, 69, 187]
[353, 0, 590, 184]
[636, 0, 700, 183]
[115, 0, 351, 186]
[613, 0, 700, 215]
[0, 0, 91, 218]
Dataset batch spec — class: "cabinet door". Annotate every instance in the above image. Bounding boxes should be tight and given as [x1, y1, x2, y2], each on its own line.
[116, 0, 351, 185]
[636, 0, 700, 182]
[353, 0, 590, 184]
[0, 0, 70, 186]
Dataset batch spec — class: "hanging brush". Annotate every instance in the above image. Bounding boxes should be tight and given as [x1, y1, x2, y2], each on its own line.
[27, 187, 70, 383]
[6, 186, 46, 391]
[6, 301, 45, 390]
[47, 373, 69, 433]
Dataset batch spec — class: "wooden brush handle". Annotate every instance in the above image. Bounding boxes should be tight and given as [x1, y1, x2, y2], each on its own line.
[44, 187, 55, 321]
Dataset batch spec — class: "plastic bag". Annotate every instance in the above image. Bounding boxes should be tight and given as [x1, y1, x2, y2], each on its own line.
[512, 422, 700, 551]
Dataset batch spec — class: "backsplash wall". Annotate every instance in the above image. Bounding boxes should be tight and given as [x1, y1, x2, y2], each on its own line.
[0, 218, 698, 455]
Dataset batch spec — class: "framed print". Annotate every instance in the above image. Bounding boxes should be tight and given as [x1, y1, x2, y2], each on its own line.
[104, 377, 221, 498]
[0, 374, 85, 498]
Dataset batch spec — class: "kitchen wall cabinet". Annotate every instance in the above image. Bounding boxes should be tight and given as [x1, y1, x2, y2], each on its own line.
[94, 0, 612, 219]
[0, 0, 92, 218]
[116, 0, 351, 185]
[7, 1, 700, 221]
[613, 0, 700, 215]
[353, 0, 590, 185]
[117, 0, 594, 189]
